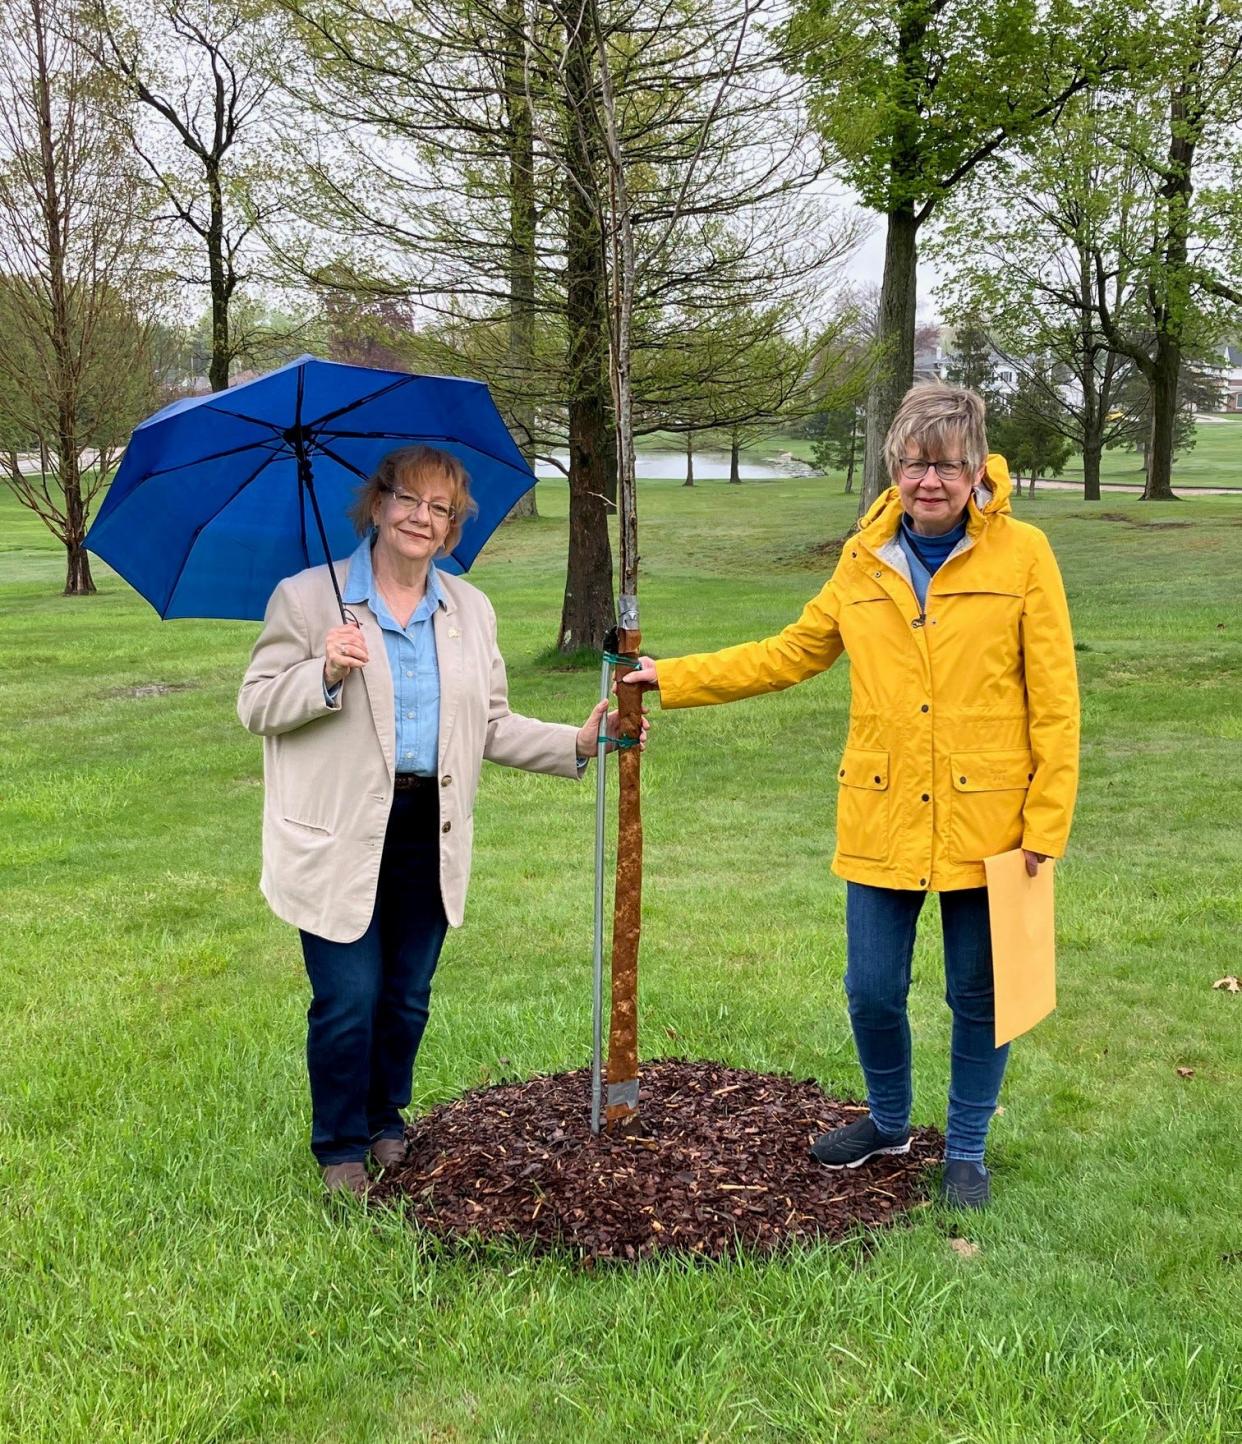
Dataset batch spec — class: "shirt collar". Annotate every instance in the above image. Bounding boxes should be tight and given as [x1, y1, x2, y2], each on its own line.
[342, 532, 447, 614]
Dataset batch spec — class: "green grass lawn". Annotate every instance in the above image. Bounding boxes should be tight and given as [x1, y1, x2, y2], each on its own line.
[737, 416, 1242, 490]
[2, 478, 1240, 1443]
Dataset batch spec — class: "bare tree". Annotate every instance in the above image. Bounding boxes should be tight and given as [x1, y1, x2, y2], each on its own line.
[276, 0, 848, 652]
[0, 0, 162, 592]
[83, 0, 283, 391]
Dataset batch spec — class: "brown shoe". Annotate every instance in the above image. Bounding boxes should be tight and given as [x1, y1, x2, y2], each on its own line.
[370, 1136, 408, 1172]
[322, 1162, 369, 1198]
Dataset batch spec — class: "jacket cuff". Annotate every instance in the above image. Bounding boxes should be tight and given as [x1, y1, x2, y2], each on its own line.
[1021, 835, 1065, 859]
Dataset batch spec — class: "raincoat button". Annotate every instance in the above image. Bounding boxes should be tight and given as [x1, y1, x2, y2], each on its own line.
[921, 704, 929, 713]
[873, 775, 881, 784]
[959, 776, 967, 785]
[874, 571, 882, 578]
[921, 793, 929, 802]
[441, 821, 451, 834]
[839, 769, 845, 778]
[919, 878, 927, 888]
[1028, 772, 1034, 781]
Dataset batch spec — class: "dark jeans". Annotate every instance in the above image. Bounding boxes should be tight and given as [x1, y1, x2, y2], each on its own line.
[299, 784, 448, 1165]
[844, 882, 1009, 1163]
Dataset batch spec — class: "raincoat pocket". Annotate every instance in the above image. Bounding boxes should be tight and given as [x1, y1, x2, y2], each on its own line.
[949, 748, 1033, 864]
[835, 746, 889, 860]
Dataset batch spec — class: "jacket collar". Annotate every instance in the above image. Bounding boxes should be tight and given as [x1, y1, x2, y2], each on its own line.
[857, 452, 1014, 549]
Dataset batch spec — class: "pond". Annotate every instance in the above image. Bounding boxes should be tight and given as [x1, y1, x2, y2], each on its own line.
[534, 450, 816, 482]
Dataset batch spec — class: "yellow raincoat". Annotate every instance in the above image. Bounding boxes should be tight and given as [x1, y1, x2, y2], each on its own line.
[658, 457, 1079, 891]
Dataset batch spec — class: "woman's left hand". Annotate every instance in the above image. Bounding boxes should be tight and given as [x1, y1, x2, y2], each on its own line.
[576, 698, 650, 761]
[1022, 849, 1049, 877]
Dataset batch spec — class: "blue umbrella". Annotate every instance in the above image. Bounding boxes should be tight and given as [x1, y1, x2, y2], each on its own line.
[86, 354, 537, 621]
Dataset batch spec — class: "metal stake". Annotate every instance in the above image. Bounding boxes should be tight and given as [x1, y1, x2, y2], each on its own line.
[590, 649, 610, 1135]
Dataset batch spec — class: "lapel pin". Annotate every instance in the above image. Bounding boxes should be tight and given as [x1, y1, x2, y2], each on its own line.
[448, 627, 460, 639]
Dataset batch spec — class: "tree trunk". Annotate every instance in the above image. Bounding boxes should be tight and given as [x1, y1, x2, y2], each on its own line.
[860, 204, 918, 513]
[64, 536, 96, 595]
[683, 431, 694, 485]
[558, 4, 615, 653]
[206, 160, 230, 392]
[1077, 243, 1104, 503]
[728, 432, 741, 483]
[1143, 72, 1198, 501]
[1081, 438, 1102, 501]
[1144, 341, 1180, 500]
[844, 408, 857, 493]
[503, 0, 538, 523]
[32, 0, 94, 597]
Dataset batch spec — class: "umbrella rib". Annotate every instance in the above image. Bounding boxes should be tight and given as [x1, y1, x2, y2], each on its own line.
[312, 440, 372, 480]
[200, 404, 285, 437]
[308, 373, 419, 430]
[317, 429, 534, 478]
[160, 448, 286, 617]
[140, 437, 285, 481]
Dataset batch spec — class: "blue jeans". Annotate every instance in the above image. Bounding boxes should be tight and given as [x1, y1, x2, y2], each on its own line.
[844, 882, 1009, 1163]
[299, 784, 448, 1165]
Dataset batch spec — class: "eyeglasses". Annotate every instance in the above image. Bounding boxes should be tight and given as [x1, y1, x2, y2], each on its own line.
[380, 485, 455, 523]
[899, 458, 967, 481]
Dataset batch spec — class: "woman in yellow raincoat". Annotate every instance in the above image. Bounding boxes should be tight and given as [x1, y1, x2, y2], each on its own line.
[622, 382, 1079, 1209]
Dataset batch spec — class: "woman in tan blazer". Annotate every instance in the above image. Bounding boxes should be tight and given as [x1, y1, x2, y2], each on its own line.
[239, 445, 641, 1197]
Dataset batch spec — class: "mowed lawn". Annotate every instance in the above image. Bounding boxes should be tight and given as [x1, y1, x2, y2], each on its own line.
[1, 476, 1240, 1444]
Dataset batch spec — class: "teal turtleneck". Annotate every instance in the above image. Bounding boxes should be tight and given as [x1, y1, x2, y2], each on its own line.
[897, 512, 968, 610]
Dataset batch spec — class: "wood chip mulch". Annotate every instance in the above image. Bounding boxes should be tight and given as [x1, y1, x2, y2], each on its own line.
[372, 1059, 943, 1263]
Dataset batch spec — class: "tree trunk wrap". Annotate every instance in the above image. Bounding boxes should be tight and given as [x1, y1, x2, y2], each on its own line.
[605, 626, 643, 1131]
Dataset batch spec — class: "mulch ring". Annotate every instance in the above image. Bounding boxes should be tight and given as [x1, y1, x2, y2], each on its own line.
[372, 1059, 943, 1263]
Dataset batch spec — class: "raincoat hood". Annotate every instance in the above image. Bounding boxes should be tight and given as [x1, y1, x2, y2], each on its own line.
[858, 453, 1013, 538]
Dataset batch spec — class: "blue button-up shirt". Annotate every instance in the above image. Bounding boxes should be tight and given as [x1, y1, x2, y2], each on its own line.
[342, 533, 445, 776]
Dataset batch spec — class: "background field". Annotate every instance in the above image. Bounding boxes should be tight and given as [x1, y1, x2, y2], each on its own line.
[741, 414, 1242, 490]
[2, 476, 1240, 1443]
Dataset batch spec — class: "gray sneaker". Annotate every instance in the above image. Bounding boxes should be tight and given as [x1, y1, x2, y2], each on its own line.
[810, 1115, 912, 1169]
[940, 1159, 990, 1209]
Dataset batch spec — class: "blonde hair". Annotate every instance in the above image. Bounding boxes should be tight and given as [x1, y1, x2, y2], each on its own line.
[349, 445, 478, 552]
[883, 381, 988, 480]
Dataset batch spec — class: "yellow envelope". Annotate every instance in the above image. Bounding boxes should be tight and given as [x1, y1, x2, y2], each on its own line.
[983, 848, 1057, 1047]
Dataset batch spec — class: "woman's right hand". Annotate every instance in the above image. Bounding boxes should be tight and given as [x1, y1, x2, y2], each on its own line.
[323, 621, 369, 687]
[618, 654, 659, 690]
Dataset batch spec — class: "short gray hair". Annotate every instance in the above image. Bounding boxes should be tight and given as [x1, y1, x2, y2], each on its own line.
[883, 382, 988, 480]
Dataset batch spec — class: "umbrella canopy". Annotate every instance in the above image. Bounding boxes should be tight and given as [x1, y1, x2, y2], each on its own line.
[86, 355, 537, 620]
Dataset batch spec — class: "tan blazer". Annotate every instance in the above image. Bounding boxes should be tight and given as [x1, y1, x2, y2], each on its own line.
[238, 559, 582, 942]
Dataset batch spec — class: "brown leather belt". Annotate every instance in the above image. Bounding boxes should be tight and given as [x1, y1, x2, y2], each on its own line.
[393, 773, 436, 792]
